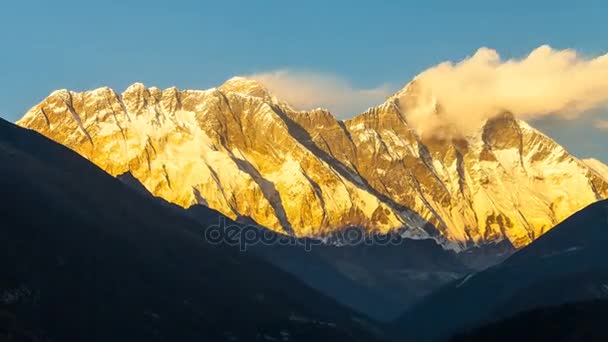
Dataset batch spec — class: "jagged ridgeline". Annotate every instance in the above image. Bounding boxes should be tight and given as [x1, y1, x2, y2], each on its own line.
[17, 78, 608, 250]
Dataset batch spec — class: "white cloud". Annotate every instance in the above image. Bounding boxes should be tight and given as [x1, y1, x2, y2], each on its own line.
[594, 119, 608, 131]
[401, 45, 608, 138]
[244, 70, 394, 118]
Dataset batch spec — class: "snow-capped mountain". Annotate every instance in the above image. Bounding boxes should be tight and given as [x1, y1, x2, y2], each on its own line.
[17, 77, 608, 250]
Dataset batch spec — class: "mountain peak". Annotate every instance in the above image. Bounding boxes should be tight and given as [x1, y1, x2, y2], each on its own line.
[124, 82, 147, 94]
[49, 88, 70, 97]
[219, 76, 270, 98]
[390, 79, 440, 127]
[391, 79, 421, 99]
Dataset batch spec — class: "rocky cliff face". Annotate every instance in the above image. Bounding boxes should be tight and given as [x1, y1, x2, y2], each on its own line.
[17, 77, 608, 250]
[584, 158, 608, 181]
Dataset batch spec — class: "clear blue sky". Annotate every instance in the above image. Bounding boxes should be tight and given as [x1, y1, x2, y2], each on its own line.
[1, 0, 606, 160]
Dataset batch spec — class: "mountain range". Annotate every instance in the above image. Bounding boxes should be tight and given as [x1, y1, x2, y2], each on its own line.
[6, 110, 608, 340]
[9, 75, 608, 340]
[16, 77, 608, 252]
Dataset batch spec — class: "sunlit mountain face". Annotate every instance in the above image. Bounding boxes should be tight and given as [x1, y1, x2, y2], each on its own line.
[17, 77, 608, 252]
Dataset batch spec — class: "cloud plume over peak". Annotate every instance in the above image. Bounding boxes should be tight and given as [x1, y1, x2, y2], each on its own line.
[244, 70, 394, 118]
[595, 119, 608, 131]
[403, 45, 608, 138]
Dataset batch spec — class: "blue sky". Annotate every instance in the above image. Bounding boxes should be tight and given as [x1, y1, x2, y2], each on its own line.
[1, 0, 606, 160]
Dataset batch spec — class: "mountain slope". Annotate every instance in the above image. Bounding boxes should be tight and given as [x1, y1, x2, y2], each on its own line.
[0, 118, 381, 341]
[451, 300, 608, 342]
[16, 79, 608, 250]
[394, 199, 608, 341]
[120, 172, 472, 321]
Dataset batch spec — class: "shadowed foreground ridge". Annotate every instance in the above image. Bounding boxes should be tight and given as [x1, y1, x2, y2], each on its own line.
[451, 300, 608, 342]
[394, 198, 608, 341]
[0, 118, 382, 341]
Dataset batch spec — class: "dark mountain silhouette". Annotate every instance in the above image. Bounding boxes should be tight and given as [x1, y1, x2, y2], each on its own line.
[394, 199, 608, 341]
[0, 118, 383, 341]
[450, 300, 608, 342]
